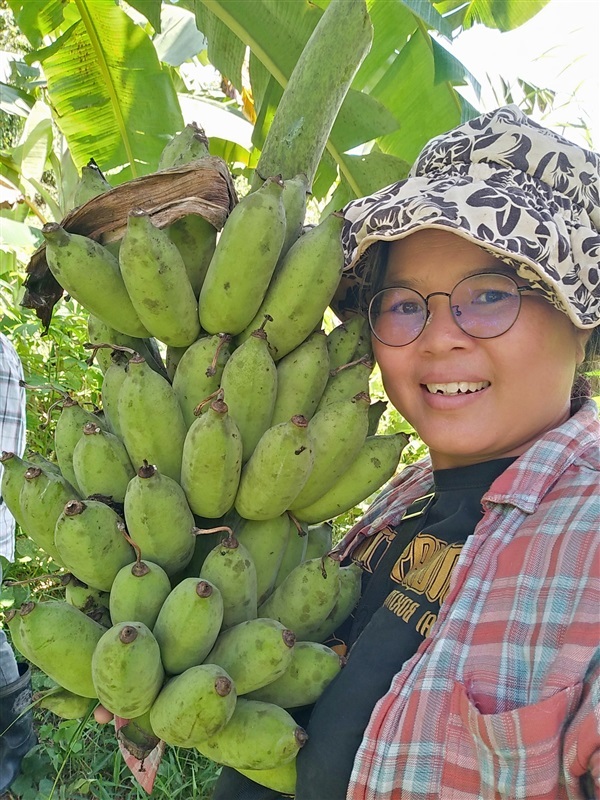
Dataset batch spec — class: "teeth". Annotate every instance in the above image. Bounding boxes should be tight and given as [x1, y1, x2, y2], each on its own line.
[426, 381, 490, 396]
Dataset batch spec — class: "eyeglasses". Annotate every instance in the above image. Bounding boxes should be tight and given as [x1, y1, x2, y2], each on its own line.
[368, 272, 537, 347]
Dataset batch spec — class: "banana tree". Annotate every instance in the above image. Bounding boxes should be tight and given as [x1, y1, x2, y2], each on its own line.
[2, 0, 549, 216]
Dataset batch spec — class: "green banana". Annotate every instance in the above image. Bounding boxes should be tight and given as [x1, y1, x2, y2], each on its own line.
[167, 214, 217, 297]
[36, 686, 94, 720]
[304, 562, 362, 643]
[165, 345, 188, 381]
[118, 355, 187, 482]
[55, 397, 106, 495]
[23, 451, 61, 476]
[42, 223, 149, 338]
[0, 452, 32, 531]
[293, 433, 409, 524]
[87, 314, 166, 377]
[72, 422, 134, 502]
[303, 522, 333, 561]
[199, 176, 286, 336]
[234, 416, 314, 521]
[100, 352, 128, 439]
[18, 600, 105, 697]
[290, 392, 370, 511]
[71, 160, 111, 208]
[5, 608, 33, 662]
[199, 532, 257, 628]
[109, 557, 171, 630]
[171, 527, 223, 584]
[158, 122, 210, 170]
[181, 396, 243, 519]
[316, 357, 374, 411]
[235, 515, 290, 605]
[149, 664, 236, 748]
[247, 640, 343, 708]
[235, 760, 297, 795]
[272, 519, 308, 590]
[219, 324, 278, 463]
[368, 399, 388, 436]
[172, 334, 233, 428]
[19, 465, 77, 563]
[196, 698, 308, 770]
[326, 315, 367, 371]
[63, 574, 110, 620]
[280, 173, 308, 258]
[119, 209, 201, 347]
[239, 213, 345, 360]
[92, 621, 164, 718]
[54, 499, 134, 591]
[352, 317, 373, 361]
[152, 578, 224, 674]
[123, 461, 195, 576]
[258, 556, 341, 640]
[270, 331, 330, 426]
[206, 617, 296, 694]
[116, 710, 160, 761]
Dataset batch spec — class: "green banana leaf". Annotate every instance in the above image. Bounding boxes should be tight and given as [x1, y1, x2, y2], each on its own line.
[6, 0, 67, 49]
[21, 0, 183, 180]
[5, 0, 549, 204]
[154, 5, 207, 67]
[0, 81, 35, 117]
[433, 0, 551, 31]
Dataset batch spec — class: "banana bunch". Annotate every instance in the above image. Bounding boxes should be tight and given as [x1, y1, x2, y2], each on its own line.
[2, 125, 410, 792]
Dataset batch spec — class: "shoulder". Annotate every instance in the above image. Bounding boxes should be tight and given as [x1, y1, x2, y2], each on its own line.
[333, 458, 434, 559]
[0, 334, 23, 375]
[368, 457, 433, 516]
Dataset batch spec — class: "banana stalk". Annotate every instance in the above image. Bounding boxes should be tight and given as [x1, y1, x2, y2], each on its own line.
[251, 0, 372, 189]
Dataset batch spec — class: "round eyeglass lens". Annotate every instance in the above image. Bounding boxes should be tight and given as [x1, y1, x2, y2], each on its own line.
[368, 273, 524, 346]
[369, 287, 427, 346]
[451, 273, 521, 338]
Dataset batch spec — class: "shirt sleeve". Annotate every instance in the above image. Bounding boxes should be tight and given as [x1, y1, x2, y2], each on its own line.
[0, 335, 26, 561]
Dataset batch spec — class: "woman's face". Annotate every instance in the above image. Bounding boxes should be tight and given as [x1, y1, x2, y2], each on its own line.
[372, 229, 590, 469]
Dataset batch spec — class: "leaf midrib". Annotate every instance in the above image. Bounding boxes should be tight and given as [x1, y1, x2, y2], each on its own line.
[74, 0, 137, 176]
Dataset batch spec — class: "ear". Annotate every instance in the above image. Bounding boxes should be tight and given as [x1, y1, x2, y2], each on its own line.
[574, 328, 592, 366]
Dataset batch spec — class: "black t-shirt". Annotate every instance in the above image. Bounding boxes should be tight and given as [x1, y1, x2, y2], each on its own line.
[212, 458, 515, 800]
[295, 457, 515, 800]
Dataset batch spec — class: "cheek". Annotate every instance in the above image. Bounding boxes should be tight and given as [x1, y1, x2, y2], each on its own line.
[373, 344, 410, 399]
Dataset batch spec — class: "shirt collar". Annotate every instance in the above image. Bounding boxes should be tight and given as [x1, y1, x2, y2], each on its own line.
[482, 398, 600, 514]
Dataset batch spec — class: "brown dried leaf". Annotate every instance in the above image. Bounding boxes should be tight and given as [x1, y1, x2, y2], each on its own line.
[23, 157, 238, 330]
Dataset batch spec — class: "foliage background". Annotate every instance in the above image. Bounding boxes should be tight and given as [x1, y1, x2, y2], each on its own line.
[0, 0, 595, 797]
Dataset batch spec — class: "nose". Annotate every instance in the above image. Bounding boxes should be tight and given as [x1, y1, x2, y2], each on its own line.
[418, 293, 471, 351]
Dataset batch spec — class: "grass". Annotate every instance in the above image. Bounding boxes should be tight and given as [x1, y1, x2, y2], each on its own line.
[1, 662, 220, 800]
[1, 540, 220, 800]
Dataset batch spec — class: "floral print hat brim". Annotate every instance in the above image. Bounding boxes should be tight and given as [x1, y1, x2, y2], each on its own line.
[335, 105, 600, 329]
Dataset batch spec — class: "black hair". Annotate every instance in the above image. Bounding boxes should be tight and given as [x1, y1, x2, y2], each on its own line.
[358, 241, 390, 315]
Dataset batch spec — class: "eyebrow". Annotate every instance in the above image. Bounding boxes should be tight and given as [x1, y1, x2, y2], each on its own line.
[383, 265, 517, 290]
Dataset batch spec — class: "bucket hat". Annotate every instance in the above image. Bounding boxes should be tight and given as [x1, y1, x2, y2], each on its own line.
[336, 105, 600, 329]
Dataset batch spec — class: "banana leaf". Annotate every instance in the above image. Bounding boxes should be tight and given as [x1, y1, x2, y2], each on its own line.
[6, 0, 550, 204]
[433, 0, 551, 31]
[23, 0, 183, 180]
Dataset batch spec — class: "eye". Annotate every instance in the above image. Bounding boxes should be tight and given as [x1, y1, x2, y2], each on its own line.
[389, 300, 423, 315]
[471, 289, 514, 305]
[379, 290, 423, 316]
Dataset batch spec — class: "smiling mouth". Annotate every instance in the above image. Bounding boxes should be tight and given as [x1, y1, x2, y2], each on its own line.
[425, 381, 490, 396]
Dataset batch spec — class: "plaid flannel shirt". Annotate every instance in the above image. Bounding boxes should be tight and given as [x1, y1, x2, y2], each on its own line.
[334, 398, 600, 800]
[0, 333, 26, 561]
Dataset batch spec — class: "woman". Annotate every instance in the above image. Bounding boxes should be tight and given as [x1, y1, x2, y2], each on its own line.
[214, 105, 599, 799]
